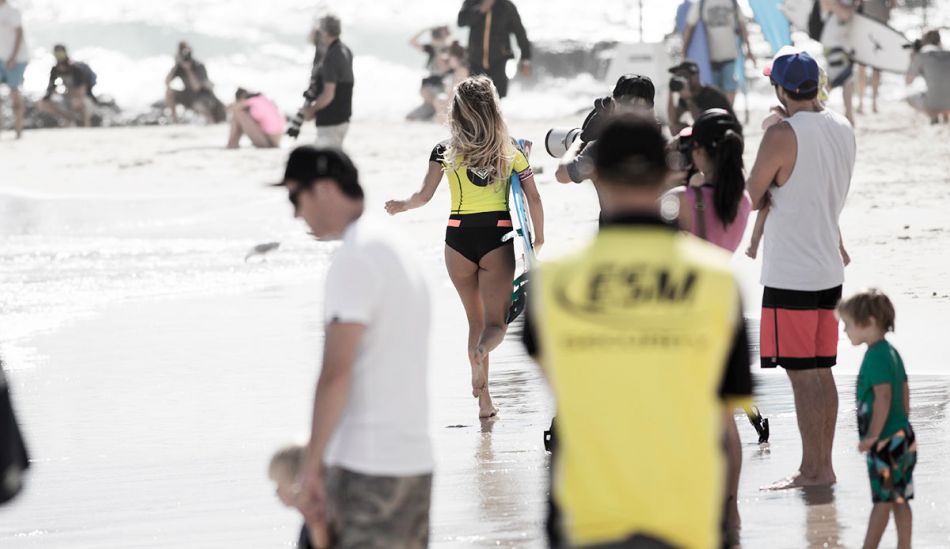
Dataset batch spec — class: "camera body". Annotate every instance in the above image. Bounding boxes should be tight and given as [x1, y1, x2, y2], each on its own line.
[669, 76, 688, 93]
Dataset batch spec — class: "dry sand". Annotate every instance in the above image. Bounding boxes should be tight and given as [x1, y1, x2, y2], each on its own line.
[1, 101, 949, 547]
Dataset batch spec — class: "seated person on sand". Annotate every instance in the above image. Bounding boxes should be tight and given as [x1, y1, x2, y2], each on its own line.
[906, 29, 950, 125]
[432, 42, 469, 123]
[407, 25, 452, 121]
[226, 88, 284, 149]
[268, 445, 328, 549]
[165, 41, 226, 124]
[747, 62, 850, 264]
[37, 44, 95, 127]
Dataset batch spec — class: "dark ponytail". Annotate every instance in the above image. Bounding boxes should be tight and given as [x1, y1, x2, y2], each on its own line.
[710, 129, 745, 226]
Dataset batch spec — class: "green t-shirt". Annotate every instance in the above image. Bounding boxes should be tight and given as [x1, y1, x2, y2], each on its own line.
[856, 340, 909, 439]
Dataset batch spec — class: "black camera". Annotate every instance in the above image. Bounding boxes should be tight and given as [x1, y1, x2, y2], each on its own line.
[669, 76, 688, 93]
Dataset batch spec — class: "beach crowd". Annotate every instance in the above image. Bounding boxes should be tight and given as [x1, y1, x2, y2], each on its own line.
[2, 0, 946, 548]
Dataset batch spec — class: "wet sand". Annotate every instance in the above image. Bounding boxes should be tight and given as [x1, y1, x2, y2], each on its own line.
[3, 101, 950, 547]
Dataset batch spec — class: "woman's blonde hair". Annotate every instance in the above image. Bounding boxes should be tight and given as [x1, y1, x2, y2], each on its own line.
[445, 76, 515, 189]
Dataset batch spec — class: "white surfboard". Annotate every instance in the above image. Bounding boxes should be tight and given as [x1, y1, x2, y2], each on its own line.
[847, 14, 911, 74]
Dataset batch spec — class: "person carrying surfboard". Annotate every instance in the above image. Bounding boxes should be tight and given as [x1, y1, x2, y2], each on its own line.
[818, 0, 859, 124]
[385, 75, 545, 418]
[682, 0, 756, 105]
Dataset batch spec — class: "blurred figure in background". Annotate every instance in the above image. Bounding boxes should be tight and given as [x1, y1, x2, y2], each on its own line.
[524, 114, 753, 548]
[407, 25, 452, 121]
[906, 29, 950, 124]
[0, 0, 28, 139]
[302, 15, 354, 149]
[682, 0, 755, 105]
[1, 357, 30, 505]
[226, 88, 283, 149]
[855, 0, 896, 115]
[457, 0, 531, 98]
[820, 0, 859, 125]
[164, 41, 226, 124]
[432, 41, 470, 123]
[667, 60, 736, 134]
[38, 45, 96, 127]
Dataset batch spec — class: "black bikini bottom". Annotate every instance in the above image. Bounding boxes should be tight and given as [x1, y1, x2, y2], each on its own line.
[445, 212, 514, 265]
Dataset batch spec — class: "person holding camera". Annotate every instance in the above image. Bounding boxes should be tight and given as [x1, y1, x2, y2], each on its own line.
[38, 44, 96, 128]
[457, 0, 531, 99]
[906, 29, 950, 125]
[301, 15, 354, 149]
[667, 60, 736, 135]
[164, 41, 225, 124]
[554, 74, 658, 225]
[407, 25, 452, 121]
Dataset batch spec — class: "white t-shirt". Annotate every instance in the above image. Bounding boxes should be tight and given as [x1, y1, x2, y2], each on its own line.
[761, 109, 855, 291]
[0, 4, 28, 64]
[688, 0, 740, 63]
[322, 215, 434, 476]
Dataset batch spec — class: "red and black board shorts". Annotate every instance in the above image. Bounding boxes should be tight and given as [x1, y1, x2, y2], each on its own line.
[760, 286, 842, 370]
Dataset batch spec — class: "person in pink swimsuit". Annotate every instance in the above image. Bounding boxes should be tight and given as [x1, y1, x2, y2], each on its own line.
[226, 88, 284, 149]
[667, 108, 751, 254]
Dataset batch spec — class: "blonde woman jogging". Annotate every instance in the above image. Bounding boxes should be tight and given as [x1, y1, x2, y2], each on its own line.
[386, 76, 544, 418]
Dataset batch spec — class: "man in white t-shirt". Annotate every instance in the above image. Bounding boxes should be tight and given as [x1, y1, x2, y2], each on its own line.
[748, 51, 855, 490]
[683, 0, 754, 104]
[0, 0, 29, 139]
[275, 147, 433, 548]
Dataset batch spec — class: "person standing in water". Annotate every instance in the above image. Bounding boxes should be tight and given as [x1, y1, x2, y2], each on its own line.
[0, 0, 28, 139]
[747, 50, 854, 489]
[386, 76, 544, 418]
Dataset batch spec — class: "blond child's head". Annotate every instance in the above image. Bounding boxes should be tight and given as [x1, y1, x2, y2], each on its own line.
[837, 289, 896, 346]
[269, 444, 304, 507]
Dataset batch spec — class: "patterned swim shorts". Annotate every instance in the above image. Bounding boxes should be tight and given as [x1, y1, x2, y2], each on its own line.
[866, 427, 917, 504]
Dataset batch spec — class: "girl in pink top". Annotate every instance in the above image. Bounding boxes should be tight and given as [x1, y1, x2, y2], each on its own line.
[668, 108, 751, 254]
[227, 88, 284, 149]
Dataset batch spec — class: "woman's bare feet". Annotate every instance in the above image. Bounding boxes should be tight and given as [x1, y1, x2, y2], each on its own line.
[478, 391, 498, 418]
[469, 347, 487, 398]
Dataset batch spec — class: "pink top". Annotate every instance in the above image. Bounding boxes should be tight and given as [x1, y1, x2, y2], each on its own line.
[245, 95, 284, 135]
[675, 185, 752, 254]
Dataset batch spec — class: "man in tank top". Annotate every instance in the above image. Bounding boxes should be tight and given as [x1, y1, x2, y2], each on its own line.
[747, 50, 855, 490]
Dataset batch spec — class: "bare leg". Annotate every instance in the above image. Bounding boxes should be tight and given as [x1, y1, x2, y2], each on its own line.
[11, 89, 24, 138]
[471, 244, 515, 417]
[233, 109, 276, 148]
[863, 503, 891, 549]
[817, 368, 838, 481]
[165, 88, 179, 123]
[444, 245, 495, 416]
[871, 69, 881, 113]
[843, 80, 855, 127]
[70, 92, 91, 127]
[856, 64, 866, 114]
[226, 114, 243, 148]
[893, 502, 912, 549]
[724, 413, 742, 543]
[37, 98, 75, 127]
[770, 369, 835, 488]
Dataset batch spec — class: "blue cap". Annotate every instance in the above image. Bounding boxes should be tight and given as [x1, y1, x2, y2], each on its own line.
[768, 51, 820, 94]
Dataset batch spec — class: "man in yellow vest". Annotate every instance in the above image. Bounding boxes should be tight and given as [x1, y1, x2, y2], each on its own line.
[523, 115, 753, 548]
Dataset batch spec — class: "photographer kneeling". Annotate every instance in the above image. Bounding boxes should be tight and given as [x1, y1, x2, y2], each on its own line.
[906, 30, 950, 125]
[553, 74, 659, 225]
[667, 61, 736, 135]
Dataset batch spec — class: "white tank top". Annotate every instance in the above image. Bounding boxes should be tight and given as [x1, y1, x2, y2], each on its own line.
[761, 109, 855, 291]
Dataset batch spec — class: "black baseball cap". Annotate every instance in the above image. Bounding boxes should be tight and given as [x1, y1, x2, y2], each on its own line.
[668, 61, 700, 76]
[273, 146, 363, 199]
[691, 109, 743, 147]
[612, 74, 655, 106]
[594, 114, 669, 186]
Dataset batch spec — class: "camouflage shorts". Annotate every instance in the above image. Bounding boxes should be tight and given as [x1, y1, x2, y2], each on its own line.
[325, 466, 433, 549]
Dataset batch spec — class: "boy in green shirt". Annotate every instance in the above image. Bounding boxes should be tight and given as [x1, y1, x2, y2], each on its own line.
[838, 289, 916, 549]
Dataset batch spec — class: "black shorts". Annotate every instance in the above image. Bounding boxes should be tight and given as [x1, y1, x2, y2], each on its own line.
[445, 212, 514, 265]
